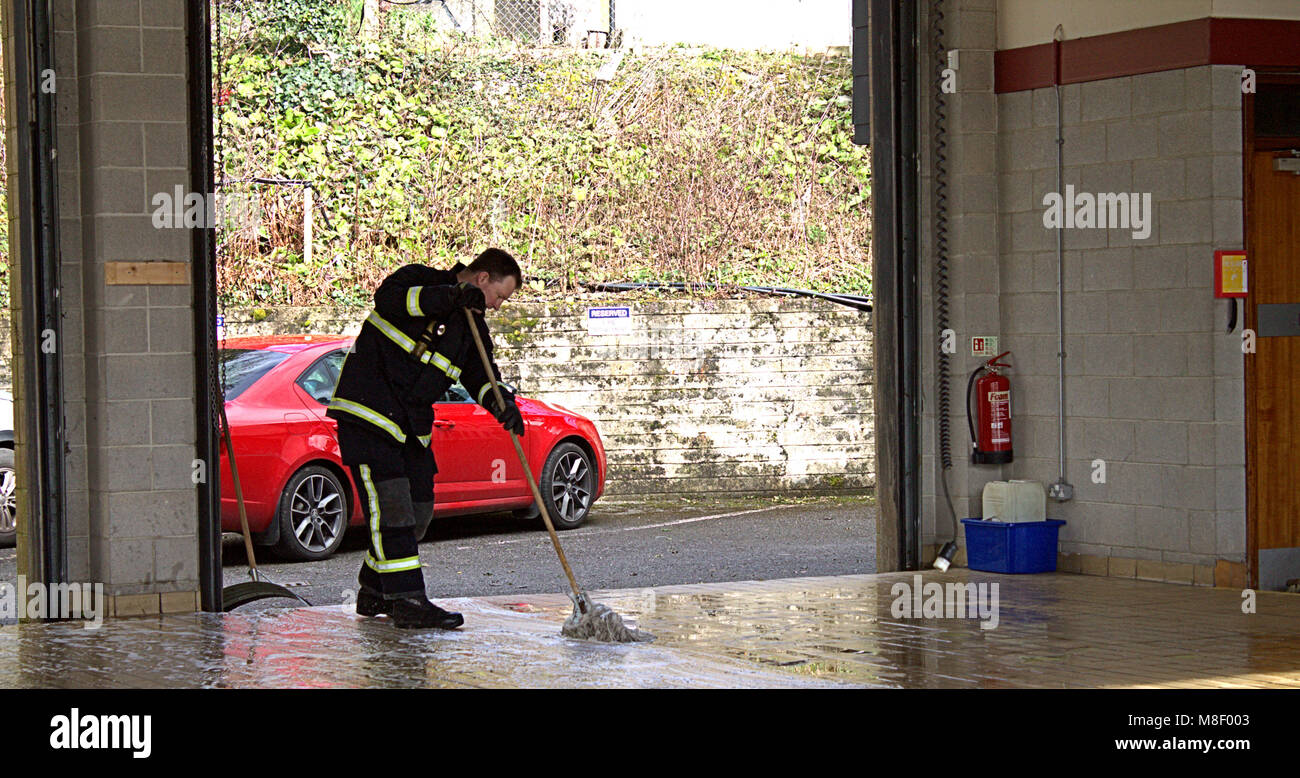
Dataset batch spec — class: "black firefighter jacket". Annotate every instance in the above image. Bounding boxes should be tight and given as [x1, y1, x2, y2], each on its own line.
[326, 261, 505, 450]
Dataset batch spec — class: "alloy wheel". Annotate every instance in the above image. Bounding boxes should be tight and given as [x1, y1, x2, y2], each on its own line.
[549, 450, 592, 526]
[289, 473, 345, 553]
[0, 466, 15, 533]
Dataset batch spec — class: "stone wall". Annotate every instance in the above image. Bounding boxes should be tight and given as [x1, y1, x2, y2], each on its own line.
[0, 315, 9, 390]
[221, 296, 875, 497]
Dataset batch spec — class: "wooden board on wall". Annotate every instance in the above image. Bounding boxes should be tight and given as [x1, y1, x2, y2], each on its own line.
[104, 261, 190, 285]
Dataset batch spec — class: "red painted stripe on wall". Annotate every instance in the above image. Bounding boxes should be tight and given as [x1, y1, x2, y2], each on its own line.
[995, 17, 1300, 93]
[1210, 18, 1300, 69]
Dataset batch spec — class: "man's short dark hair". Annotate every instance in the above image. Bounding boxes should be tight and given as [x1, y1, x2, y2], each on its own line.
[467, 248, 522, 287]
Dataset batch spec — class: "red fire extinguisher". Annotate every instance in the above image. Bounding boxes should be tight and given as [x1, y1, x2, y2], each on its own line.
[967, 351, 1013, 465]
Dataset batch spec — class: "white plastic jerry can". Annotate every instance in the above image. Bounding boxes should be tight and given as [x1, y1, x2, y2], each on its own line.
[982, 480, 1047, 523]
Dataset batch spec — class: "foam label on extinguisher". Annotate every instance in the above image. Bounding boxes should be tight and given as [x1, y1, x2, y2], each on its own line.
[988, 390, 1010, 444]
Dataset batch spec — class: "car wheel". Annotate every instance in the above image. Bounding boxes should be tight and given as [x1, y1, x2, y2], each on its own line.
[0, 447, 14, 547]
[273, 465, 348, 561]
[538, 442, 595, 530]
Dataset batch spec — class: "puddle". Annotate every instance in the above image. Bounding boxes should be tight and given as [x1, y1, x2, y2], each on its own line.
[5, 572, 1297, 688]
[0, 594, 857, 688]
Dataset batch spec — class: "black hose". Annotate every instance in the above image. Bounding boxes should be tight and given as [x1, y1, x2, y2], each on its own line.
[931, 0, 959, 539]
[966, 365, 982, 453]
[537, 278, 872, 313]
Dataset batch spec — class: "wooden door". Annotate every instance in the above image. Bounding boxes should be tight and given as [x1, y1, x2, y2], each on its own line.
[1247, 148, 1300, 589]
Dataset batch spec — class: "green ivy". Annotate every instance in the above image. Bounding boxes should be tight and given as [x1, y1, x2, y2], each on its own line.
[212, 0, 872, 306]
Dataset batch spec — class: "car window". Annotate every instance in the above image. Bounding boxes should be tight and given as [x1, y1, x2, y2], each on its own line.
[440, 383, 473, 403]
[221, 349, 291, 401]
[296, 350, 347, 404]
[438, 382, 518, 404]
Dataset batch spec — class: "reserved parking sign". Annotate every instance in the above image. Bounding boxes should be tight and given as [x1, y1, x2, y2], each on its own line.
[585, 306, 633, 335]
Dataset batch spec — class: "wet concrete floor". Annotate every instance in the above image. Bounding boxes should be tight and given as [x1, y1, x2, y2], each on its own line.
[1, 571, 1298, 688]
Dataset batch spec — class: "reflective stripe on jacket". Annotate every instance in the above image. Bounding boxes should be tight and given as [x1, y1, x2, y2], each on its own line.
[325, 262, 503, 446]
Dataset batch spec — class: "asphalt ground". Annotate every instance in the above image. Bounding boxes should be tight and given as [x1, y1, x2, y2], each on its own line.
[0, 494, 876, 613]
[218, 493, 876, 612]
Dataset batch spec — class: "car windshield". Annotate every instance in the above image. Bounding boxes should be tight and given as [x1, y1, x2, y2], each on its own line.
[221, 349, 291, 401]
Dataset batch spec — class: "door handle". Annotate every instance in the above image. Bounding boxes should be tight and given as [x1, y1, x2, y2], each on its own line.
[433, 420, 455, 429]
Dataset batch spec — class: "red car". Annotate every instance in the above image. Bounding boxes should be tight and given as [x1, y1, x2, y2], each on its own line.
[219, 335, 607, 560]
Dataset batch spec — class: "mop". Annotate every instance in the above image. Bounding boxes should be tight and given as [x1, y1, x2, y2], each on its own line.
[462, 307, 653, 643]
[219, 402, 313, 611]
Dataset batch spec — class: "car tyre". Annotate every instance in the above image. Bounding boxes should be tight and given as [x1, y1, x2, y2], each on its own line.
[273, 465, 349, 561]
[0, 447, 14, 548]
[538, 442, 595, 530]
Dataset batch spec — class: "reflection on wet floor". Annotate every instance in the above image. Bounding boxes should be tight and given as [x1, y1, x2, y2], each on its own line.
[1, 572, 1299, 688]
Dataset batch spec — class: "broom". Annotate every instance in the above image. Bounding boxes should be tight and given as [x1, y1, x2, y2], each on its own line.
[462, 307, 652, 643]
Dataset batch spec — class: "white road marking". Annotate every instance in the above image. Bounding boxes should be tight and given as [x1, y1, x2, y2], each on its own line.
[466, 505, 784, 548]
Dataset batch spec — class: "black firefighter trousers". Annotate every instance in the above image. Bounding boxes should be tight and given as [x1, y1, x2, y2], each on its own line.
[338, 421, 437, 600]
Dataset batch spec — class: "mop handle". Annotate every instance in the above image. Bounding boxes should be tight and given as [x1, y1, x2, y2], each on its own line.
[220, 402, 260, 579]
[463, 307, 587, 607]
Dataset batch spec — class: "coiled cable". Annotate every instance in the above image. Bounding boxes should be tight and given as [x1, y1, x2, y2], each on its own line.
[931, 0, 959, 539]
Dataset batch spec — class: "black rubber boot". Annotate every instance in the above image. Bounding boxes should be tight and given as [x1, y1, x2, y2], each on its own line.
[356, 587, 388, 617]
[391, 596, 464, 630]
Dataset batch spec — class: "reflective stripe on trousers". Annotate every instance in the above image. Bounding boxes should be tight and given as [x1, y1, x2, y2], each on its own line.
[351, 464, 424, 598]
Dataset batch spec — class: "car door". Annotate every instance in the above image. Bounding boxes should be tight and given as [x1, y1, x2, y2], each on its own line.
[431, 383, 528, 507]
[292, 348, 363, 518]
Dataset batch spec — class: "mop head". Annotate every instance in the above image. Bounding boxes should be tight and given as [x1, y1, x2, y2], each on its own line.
[560, 593, 655, 643]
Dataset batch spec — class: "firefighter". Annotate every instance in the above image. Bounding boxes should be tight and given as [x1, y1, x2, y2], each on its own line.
[327, 248, 526, 629]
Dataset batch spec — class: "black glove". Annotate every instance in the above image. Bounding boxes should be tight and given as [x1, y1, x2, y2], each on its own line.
[455, 281, 486, 312]
[488, 389, 525, 437]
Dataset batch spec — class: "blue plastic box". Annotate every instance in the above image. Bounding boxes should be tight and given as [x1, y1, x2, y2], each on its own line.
[960, 518, 1066, 573]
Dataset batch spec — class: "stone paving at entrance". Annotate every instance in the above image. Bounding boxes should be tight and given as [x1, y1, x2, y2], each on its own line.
[0, 571, 1298, 688]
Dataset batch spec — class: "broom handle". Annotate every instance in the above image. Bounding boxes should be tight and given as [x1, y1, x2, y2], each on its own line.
[219, 402, 260, 578]
[463, 307, 586, 605]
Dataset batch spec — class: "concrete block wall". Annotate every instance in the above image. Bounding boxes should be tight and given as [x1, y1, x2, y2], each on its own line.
[916, 0, 1247, 586]
[3, 0, 200, 607]
[991, 66, 1244, 578]
[78, 1, 199, 601]
[223, 297, 876, 497]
